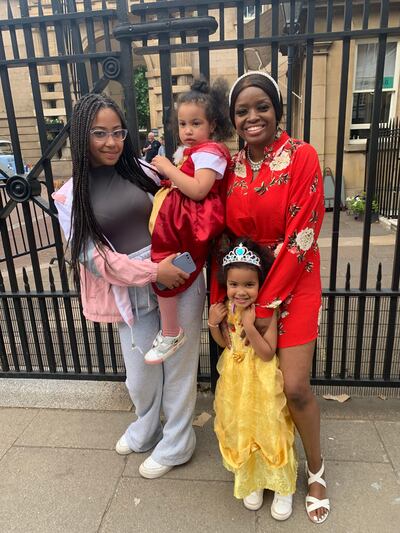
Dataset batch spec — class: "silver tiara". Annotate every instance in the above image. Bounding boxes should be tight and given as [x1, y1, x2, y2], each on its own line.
[223, 243, 261, 268]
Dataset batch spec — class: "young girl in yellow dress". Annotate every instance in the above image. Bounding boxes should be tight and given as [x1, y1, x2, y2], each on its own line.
[209, 238, 297, 519]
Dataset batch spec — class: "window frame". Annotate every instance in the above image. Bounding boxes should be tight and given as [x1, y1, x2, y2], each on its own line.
[349, 39, 400, 145]
[243, 4, 266, 22]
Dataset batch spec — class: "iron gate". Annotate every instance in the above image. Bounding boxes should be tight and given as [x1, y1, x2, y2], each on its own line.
[367, 119, 400, 219]
[0, 0, 400, 389]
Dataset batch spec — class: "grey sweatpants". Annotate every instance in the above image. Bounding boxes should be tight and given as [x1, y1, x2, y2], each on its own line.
[118, 247, 206, 466]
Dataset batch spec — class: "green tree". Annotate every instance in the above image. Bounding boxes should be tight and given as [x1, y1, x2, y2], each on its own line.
[134, 66, 150, 130]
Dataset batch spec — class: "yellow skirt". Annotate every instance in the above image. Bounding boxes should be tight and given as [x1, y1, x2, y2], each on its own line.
[214, 317, 297, 498]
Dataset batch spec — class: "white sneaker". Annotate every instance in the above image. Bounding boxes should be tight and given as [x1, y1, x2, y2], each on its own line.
[271, 493, 293, 521]
[139, 456, 173, 479]
[243, 490, 264, 511]
[144, 329, 186, 365]
[115, 434, 133, 455]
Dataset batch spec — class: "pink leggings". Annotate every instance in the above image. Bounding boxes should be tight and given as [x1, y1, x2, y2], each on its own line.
[157, 295, 181, 336]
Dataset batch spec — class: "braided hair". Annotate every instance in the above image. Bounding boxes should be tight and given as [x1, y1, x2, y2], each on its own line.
[175, 78, 234, 141]
[69, 92, 159, 288]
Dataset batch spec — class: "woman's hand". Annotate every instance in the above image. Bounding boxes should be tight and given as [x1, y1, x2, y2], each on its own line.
[156, 254, 189, 289]
[151, 155, 175, 176]
[254, 316, 273, 336]
[241, 315, 272, 345]
[208, 303, 227, 327]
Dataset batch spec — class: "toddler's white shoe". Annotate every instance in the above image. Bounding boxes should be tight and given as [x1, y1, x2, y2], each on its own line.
[144, 329, 185, 365]
[243, 490, 264, 511]
[271, 492, 293, 521]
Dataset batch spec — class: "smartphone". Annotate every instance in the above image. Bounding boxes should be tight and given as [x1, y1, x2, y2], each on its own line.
[172, 252, 196, 274]
[156, 252, 196, 290]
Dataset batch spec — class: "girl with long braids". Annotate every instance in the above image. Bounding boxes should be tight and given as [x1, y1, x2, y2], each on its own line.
[53, 92, 206, 479]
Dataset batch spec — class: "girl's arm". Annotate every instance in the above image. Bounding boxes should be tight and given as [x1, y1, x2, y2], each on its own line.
[151, 155, 217, 201]
[241, 305, 277, 361]
[80, 243, 188, 289]
[208, 303, 228, 348]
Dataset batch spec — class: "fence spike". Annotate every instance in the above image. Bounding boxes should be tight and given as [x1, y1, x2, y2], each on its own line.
[376, 263, 382, 291]
[48, 267, 55, 291]
[22, 267, 31, 291]
[6, 0, 14, 19]
[345, 263, 351, 290]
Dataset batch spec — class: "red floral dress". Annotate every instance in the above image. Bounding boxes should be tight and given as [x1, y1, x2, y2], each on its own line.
[151, 141, 230, 297]
[211, 130, 325, 348]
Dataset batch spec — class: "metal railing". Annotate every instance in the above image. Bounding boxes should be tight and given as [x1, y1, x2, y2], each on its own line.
[0, 0, 399, 389]
[367, 119, 400, 219]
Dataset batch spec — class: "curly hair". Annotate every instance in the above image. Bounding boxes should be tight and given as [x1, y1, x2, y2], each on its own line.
[217, 235, 275, 287]
[174, 77, 234, 141]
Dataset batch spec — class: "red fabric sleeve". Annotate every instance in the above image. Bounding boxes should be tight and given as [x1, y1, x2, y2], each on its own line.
[210, 252, 226, 304]
[255, 143, 324, 317]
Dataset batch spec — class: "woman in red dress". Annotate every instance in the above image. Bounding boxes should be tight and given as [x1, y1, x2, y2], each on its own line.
[212, 72, 329, 523]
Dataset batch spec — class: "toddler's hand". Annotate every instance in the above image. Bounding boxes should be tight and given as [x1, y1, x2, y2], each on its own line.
[209, 303, 227, 326]
[151, 155, 174, 176]
[241, 304, 256, 329]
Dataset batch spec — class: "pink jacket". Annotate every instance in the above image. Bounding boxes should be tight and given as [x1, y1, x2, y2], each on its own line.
[52, 178, 159, 326]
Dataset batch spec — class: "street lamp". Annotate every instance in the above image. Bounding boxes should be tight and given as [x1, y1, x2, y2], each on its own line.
[279, 1, 304, 55]
[281, 1, 303, 35]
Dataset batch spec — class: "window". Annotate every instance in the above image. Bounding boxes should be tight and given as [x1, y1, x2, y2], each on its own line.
[244, 6, 256, 21]
[350, 41, 399, 142]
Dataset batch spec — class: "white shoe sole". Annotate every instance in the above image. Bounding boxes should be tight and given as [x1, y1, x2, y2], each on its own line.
[271, 506, 293, 521]
[139, 461, 173, 479]
[271, 495, 293, 521]
[243, 492, 264, 511]
[115, 437, 133, 456]
[144, 335, 186, 365]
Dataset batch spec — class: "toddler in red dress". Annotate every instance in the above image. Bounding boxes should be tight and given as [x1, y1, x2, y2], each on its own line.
[144, 79, 232, 364]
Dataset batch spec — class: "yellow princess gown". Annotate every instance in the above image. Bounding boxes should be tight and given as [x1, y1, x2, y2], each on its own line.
[214, 307, 297, 499]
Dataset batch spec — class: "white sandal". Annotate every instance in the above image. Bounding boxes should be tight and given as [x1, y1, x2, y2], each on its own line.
[305, 459, 330, 524]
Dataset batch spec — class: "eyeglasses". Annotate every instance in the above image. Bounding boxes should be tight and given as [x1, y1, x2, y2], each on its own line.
[90, 129, 128, 142]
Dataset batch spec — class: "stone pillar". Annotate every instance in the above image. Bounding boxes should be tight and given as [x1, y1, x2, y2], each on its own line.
[310, 41, 332, 171]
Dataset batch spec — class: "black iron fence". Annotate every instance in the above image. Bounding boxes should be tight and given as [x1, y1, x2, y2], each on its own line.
[0, 0, 400, 389]
[368, 119, 400, 219]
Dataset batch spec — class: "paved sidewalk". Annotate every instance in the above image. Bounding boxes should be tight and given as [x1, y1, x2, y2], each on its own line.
[0, 382, 399, 533]
[319, 211, 396, 288]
